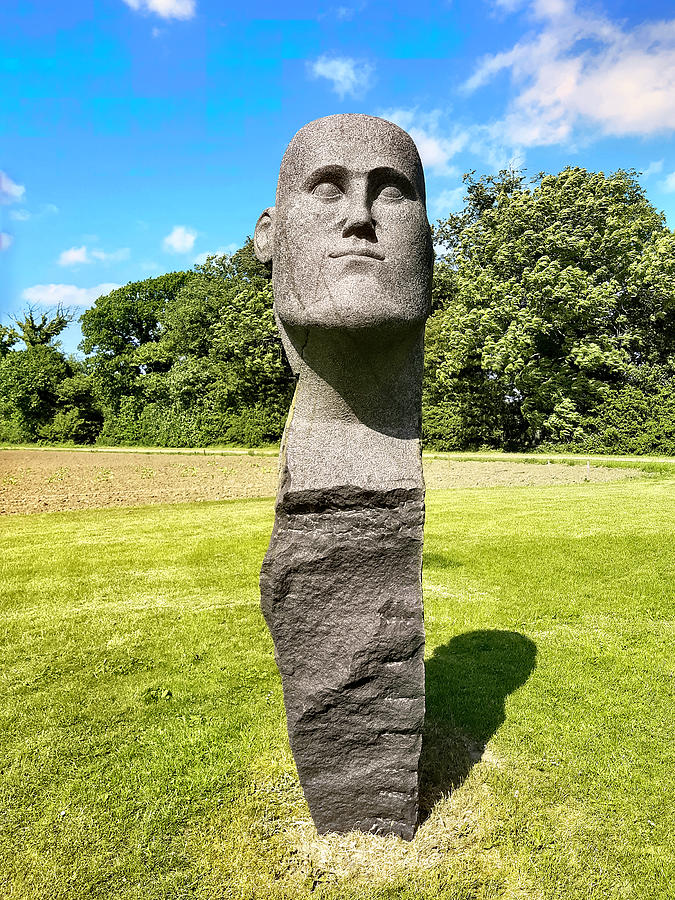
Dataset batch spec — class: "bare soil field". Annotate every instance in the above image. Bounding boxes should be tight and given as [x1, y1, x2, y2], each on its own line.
[422, 456, 641, 489]
[0, 448, 643, 515]
[0, 449, 279, 515]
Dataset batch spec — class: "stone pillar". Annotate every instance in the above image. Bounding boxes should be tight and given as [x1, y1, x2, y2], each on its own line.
[254, 114, 433, 839]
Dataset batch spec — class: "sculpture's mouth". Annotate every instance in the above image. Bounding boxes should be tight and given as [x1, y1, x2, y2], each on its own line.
[329, 247, 385, 261]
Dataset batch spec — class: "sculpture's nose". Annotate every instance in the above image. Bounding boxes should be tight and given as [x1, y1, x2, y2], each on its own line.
[342, 187, 377, 241]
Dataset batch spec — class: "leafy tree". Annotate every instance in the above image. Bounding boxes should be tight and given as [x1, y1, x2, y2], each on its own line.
[0, 307, 73, 440]
[80, 274, 189, 357]
[39, 373, 104, 443]
[426, 167, 675, 449]
[163, 240, 272, 357]
[169, 242, 293, 441]
[12, 306, 72, 347]
[96, 241, 294, 447]
[0, 306, 105, 444]
[0, 325, 18, 358]
[80, 272, 190, 412]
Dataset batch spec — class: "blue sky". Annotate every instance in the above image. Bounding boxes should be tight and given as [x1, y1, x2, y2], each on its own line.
[1, 0, 674, 354]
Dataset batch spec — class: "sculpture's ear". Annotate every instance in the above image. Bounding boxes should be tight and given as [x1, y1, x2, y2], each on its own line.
[254, 208, 275, 264]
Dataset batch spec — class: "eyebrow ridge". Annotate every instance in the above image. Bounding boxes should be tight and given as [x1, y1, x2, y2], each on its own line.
[301, 164, 418, 197]
[302, 165, 350, 190]
[368, 166, 417, 198]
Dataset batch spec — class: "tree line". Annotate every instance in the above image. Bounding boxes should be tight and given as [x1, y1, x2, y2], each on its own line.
[2, 166, 675, 454]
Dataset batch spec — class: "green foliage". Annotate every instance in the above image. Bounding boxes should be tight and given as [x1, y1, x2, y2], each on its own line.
[0, 345, 71, 440]
[12, 306, 72, 347]
[0, 325, 18, 358]
[38, 373, 104, 443]
[80, 272, 190, 414]
[97, 396, 287, 448]
[93, 241, 293, 448]
[426, 166, 675, 450]
[165, 244, 290, 414]
[543, 367, 675, 456]
[0, 304, 106, 444]
[80, 273, 188, 358]
[0, 411, 30, 443]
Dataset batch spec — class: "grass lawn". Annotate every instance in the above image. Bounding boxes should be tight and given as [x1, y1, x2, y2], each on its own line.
[1, 475, 674, 898]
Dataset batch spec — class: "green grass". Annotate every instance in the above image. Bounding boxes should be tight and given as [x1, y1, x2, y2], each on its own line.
[1, 478, 674, 899]
[0, 443, 280, 456]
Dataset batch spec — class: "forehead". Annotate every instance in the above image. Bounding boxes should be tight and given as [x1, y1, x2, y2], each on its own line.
[276, 115, 425, 201]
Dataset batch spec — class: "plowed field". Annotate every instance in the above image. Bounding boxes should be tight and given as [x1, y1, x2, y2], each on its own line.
[0, 448, 641, 515]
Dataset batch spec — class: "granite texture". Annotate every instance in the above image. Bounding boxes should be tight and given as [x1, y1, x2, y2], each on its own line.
[255, 114, 433, 839]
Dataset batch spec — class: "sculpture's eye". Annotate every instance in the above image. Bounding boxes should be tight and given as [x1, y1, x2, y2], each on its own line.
[312, 181, 343, 200]
[376, 184, 405, 202]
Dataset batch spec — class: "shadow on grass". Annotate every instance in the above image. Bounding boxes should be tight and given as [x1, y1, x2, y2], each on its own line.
[422, 551, 464, 571]
[419, 629, 537, 820]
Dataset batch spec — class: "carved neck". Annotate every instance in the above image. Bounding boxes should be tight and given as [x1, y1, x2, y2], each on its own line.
[285, 324, 424, 439]
[278, 323, 425, 497]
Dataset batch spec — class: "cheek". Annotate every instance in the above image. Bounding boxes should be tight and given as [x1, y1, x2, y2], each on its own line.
[376, 209, 432, 267]
[374, 203, 429, 240]
[281, 202, 341, 247]
[274, 210, 327, 299]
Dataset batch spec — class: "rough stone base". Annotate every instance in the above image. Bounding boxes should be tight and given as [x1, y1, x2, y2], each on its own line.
[260, 488, 425, 840]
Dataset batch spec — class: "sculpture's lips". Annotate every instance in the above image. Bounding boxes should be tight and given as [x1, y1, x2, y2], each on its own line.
[329, 248, 385, 261]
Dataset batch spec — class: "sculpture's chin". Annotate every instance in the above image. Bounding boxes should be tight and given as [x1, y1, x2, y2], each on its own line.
[274, 282, 430, 333]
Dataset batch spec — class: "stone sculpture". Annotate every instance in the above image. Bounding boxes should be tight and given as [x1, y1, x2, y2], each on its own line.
[255, 114, 433, 840]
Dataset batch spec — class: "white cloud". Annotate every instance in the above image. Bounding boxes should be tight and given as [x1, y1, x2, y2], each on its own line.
[493, 0, 579, 18]
[57, 245, 130, 266]
[380, 109, 468, 176]
[309, 55, 373, 99]
[163, 225, 197, 253]
[378, 108, 525, 182]
[193, 243, 239, 265]
[642, 160, 664, 178]
[22, 283, 121, 308]
[0, 232, 14, 251]
[466, 0, 675, 146]
[9, 203, 59, 222]
[661, 171, 675, 193]
[58, 246, 89, 266]
[377, 107, 526, 182]
[122, 0, 196, 20]
[0, 171, 25, 205]
[410, 133, 462, 176]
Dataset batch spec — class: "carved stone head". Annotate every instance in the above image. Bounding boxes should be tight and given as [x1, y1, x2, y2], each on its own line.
[254, 114, 433, 338]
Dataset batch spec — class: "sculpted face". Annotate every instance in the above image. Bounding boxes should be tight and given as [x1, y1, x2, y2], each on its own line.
[255, 115, 433, 332]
